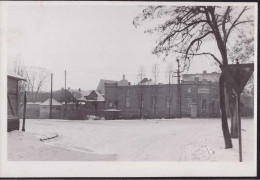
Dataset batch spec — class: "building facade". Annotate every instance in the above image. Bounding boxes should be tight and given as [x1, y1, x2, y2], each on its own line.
[104, 71, 254, 119]
[104, 80, 220, 119]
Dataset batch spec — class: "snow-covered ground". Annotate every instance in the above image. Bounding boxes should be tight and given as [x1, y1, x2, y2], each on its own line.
[8, 118, 255, 161]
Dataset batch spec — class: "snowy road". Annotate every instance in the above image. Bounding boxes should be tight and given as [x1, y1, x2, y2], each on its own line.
[8, 118, 255, 161]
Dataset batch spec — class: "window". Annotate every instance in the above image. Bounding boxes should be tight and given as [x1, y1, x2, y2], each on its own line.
[187, 87, 191, 93]
[202, 99, 207, 110]
[127, 89, 130, 96]
[166, 96, 174, 108]
[187, 98, 192, 109]
[109, 100, 113, 108]
[125, 97, 131, 107]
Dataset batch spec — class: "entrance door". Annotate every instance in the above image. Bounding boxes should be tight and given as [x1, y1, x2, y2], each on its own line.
[190, 103, 197, 118]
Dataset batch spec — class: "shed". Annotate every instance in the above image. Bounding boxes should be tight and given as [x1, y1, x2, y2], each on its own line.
[7, 71, 26, 132]
[103, 109, 122, 120]
[40, 98, 62, 119]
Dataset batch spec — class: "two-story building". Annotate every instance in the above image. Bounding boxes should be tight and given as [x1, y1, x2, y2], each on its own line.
[104, 72, 221, 119]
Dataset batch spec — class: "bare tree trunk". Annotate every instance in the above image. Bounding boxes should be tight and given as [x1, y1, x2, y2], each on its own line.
[226, 86, 238, 138]
[219, 74, 233, 149]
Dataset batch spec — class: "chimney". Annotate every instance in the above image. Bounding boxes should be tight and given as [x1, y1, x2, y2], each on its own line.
[68, 87, 70, 89]
[79, 88, 81, 92]
[203, 70, 207, 74]
[123, 74, 125, 80]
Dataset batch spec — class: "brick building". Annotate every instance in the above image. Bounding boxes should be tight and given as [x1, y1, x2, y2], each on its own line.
[104, 71, 253, 119]
[105, 81, 220, 119]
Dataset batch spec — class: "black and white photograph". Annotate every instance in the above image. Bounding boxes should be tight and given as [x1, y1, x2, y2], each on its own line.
[0, 1, 257, 177]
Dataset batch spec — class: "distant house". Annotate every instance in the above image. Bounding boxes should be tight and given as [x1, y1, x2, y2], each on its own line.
[40, 98, 62, 119]
[51, 88, 105, 119]
[7, 71, 26, 131]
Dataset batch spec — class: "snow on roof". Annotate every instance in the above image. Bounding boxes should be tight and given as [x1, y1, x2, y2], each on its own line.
[27, 102, 41, 105]
[103, 109, 122, 112]
[67, 89, 92, 101]
[93, 90, 105, 101]
[7, 71, 26, 81]
[41, 98, 61, 106]
[65, 89, 105, 102]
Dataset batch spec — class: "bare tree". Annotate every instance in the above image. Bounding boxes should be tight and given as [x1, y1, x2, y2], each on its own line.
[134, 6, 254, 148]
[11, 57, 27, 112]
[151, 64, 159, 118]
[25, 67, 50, 102]
[137, 66, 146, 119]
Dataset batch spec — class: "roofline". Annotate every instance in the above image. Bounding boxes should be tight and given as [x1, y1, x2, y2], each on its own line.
[182, 72, 220, 76]
[105, 83, 218, 88]
[7, 75, 26, 81]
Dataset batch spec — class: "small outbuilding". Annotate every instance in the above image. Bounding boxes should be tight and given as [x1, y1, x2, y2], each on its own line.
[40, 98, 62, 119]
[7, 71, 26, 132]
[103, 109, 122, 120]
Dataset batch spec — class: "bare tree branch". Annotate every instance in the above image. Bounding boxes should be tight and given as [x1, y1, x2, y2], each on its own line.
[225, 6, 250, 43]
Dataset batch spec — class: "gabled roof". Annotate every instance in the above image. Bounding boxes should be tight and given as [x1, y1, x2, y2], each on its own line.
[67, 89, 92, 102]
[93, 90, 105, 101]
[7, 71, 26, 81]
[97, 79, 118, 94]
[41, 98, 61, 106]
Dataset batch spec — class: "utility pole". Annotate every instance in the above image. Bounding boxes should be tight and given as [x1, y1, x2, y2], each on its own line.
[64, 70, 67, 119]
[168, 72, 173, 118]
[22, 91, 27, 132]
[176, 59, 182, 118]
[140, 77, 143, 119]
[49, 73, 53, 119]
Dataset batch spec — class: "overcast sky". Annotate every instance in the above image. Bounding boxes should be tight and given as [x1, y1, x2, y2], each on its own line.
[7, 3, 230, 91]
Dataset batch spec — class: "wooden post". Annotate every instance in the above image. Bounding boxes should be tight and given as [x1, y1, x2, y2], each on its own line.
[49, 73, 53, 119]
[236, 93, 242, 162]
[22, 91, 27, 132]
